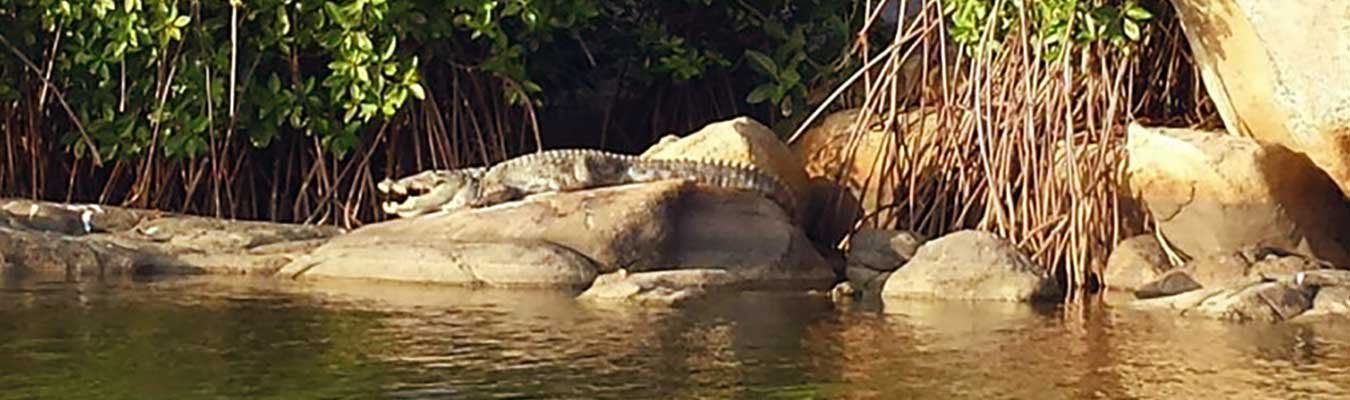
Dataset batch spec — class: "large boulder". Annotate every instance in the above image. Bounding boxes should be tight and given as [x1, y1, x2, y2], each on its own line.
[880, 230, 1061, 302]
[1170, 0, 1350, 197]
[280, 180, 835, 289]
[791, 108, 942, 227]
[1125, 124, 1350, 266]
[1105, 234, 1173, 291]
[641, 116, 810, 205]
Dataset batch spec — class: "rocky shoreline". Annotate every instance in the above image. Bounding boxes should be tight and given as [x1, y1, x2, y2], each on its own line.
[6, 113, 1350, 322]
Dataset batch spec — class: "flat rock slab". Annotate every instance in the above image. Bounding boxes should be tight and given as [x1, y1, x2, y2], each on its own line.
[0, 198, 344, 279]
[280, 239, 599, 288]
[1129, 269, 1350, 322]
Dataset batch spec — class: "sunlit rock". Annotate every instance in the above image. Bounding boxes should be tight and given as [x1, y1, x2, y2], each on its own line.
[1171, 0, 1350, 196]
[1126, 124, 1350, 266]
[1105, 234, 1173, 291]
[281, 180, 834, 290]
[881, 230, 1061, 302]
[1305, 286, 1350, 318]
[791, 108, 941, 228]
[641, 115, 810, 204]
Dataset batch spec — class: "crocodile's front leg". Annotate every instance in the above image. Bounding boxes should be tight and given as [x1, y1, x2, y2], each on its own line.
[467, 185, 525, 208]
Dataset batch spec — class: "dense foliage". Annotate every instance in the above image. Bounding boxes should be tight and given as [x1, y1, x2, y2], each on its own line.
[0, 0, 866, 162]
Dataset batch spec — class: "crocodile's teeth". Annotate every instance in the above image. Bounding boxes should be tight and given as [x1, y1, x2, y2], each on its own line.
[377, 178, 395, 193]
[382, 201, 400, 214]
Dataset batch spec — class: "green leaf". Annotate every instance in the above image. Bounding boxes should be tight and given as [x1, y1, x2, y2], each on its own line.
[1125, 5, 1153, 20]
[780, 68, 801, 86]
[744, 50, 777, 76]
[324, 2, 349, 28]
[1123, 19, 1141, 41]
[407, 82, 425, 100]
[173, 15, 190, 28]
[746, 84, 774, 104]
[382, 37, 397, 60]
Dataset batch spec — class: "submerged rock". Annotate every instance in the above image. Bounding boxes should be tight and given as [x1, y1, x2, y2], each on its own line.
[1105, 234, 1173, 291]
[881, 230, 1061, 302]
[843, 264, 891, 298]
[1130, 269, 1350, 322]
[1133, 247, 1330, 299]
[1134, 281, 1315, 323]
[1135, 270, 1204, 299]
[577, 269, 737, 306]
[1126, 124, 1350, 266]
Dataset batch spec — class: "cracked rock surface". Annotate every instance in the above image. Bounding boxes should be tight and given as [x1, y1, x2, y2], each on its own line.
[1126, 123, 1350, 266]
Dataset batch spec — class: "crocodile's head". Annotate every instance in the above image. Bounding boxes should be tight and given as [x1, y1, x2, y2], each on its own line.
[377, 169, 484, 218]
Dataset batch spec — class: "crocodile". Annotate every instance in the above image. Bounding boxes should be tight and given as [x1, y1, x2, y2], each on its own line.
[378, 149, 796, 218]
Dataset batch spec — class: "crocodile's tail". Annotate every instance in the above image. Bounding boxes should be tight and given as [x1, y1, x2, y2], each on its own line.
[627, 158, 796, 214]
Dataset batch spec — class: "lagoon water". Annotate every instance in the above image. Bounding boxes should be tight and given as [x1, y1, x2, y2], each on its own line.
[2, 276, 1348, 399]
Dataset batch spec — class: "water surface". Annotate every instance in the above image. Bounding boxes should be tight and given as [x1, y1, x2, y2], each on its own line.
[2, 276, 1348, 399]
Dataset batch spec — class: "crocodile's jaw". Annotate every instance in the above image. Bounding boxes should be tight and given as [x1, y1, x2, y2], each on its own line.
[378, 170, 472, 218]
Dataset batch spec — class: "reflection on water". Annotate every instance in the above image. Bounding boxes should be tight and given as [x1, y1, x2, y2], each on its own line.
[1, 276, 1348, 399]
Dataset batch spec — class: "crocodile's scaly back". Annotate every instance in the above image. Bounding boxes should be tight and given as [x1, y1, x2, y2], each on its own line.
[380, 148, 797, 217]
[627, 157, 796, 213]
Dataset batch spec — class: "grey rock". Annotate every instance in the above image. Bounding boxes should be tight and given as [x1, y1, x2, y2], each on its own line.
[1190, 281, 1315, 322]
[1105, 234, 1172, 290]
[881, 230, 1061, 302]
[1130, 269, 1350, 322]
[577, 269, 736, 306]
[1305, 286, 1350, 317]
[845, 264, 889, 295]
[847, 228, 926, 271]
[1135, 269, 1204, 299]
[829, 281, 858, 302]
